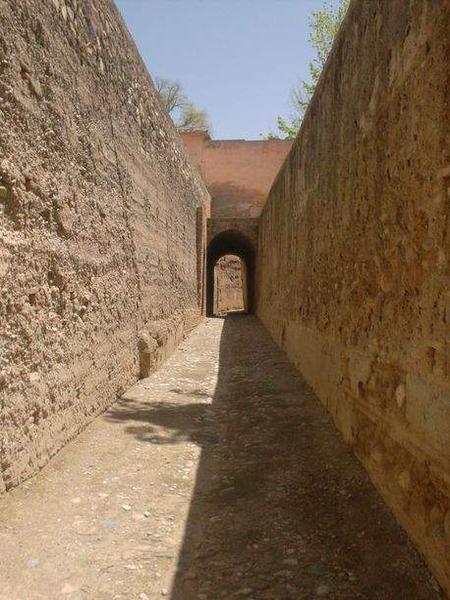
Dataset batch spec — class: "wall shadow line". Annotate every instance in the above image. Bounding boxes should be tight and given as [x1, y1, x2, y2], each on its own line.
[106, 315, 442, 599]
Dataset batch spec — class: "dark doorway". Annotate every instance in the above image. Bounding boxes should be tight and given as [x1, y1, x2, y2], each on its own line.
[207, 230, 255, 317]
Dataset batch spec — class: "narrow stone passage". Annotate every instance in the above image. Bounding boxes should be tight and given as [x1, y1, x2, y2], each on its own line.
[0, 317, 441, 600]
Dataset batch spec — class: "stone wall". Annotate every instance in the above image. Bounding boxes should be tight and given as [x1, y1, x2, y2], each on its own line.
[256, 0, 449, 592]
[214, 256, 244, 315]
[0, 0, 210, 492]
[181, 130, 292, 218]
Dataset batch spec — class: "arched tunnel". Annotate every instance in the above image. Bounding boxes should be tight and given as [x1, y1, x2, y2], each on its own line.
[206, 229, 256, 317]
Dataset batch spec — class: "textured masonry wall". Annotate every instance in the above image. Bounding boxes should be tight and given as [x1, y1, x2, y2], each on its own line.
[214, 256, 244, 315]
[181, 130, 292, 218]
[0, 0, 210, 492]
[256, 0, 449, 592]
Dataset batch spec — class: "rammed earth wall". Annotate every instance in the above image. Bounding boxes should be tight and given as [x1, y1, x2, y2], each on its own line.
[0, 0, 210, 492]
[181, 130, 292, 218]
[256, 0, 449, 592]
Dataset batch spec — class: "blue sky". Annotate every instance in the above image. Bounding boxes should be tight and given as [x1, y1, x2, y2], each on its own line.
[115, 0, 333, 140]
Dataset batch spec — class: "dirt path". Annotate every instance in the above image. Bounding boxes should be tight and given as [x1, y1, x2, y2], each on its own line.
[0, 316, 442, 599]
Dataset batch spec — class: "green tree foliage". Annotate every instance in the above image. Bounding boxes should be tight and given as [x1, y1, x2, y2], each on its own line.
[265, 116, 300, 140]
[265, 0, 350, 140]
[155, 77, 210, 130]
[177, 102, 210, 130]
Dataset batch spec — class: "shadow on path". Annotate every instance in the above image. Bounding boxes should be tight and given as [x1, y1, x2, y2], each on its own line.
[107, 315, 440, 599]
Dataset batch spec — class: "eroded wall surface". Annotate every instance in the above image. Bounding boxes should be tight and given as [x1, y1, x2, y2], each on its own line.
[256, 0, 449, 591]
[214, 256, 244, 315]
[181, 130, 292, 218]
[0, 0, 210, 492]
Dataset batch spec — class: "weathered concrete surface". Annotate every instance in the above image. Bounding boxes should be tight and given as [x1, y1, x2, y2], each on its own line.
[256, 0, 449, 592]
[181, 130, 292, 218]
[0, 0, 210, 493]
[0, 316, 442, 599]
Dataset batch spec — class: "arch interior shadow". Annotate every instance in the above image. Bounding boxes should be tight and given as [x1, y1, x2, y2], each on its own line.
[207, 229, 255, 317]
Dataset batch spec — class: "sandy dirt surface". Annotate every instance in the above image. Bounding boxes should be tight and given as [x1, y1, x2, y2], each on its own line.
[0, 317, 443, 599]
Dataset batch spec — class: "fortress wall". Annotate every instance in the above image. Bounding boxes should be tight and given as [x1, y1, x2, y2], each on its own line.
[181, 130, 292, 218]
[0, 0, 210, 492]
[256, 0, 449, 591]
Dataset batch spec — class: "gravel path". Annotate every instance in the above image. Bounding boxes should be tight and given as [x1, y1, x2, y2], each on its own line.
[0, 316, 442, 599]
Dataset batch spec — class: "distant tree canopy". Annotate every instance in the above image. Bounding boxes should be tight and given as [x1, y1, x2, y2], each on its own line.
[265, 0, 350, 140]
[155, 77, 210, 131]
